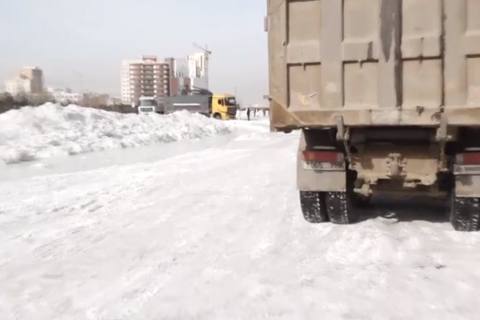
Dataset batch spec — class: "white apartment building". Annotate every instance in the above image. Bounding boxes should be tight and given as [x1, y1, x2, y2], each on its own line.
[172, 52, 208, 90]
[188, 52, 207, 77]
[46, 87, 82, 104]
[5, 77, 32, 95]
[5, 66, 44, 95]
[121, 55, 170, 105]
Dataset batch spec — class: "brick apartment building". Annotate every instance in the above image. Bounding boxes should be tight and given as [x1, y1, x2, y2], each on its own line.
[121, 55, 170, 105]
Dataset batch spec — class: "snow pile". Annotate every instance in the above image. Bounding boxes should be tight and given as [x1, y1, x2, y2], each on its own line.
[0, 103, 230, 164]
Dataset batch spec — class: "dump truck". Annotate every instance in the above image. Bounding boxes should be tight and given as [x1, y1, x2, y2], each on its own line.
[266, 0, 480, 231]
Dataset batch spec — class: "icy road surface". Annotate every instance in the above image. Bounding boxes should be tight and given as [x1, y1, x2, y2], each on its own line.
[1, 121, 480, 319]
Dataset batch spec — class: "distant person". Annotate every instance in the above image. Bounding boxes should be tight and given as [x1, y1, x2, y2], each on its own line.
[246, 108, 251, 121]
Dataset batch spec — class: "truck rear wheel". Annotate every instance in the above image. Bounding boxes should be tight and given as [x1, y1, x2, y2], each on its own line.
[324, 169, 359, 224]
[299, 191, 329, 223]
[325, 191, 358, 224]
[450, 194, 480, 231]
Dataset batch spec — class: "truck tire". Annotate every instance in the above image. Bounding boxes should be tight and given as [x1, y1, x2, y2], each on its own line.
[325, 170, 359, 224]
[325, 191, 358, 224]
[299, 191, 329, 223]
[450, 194, 480, 231]
[213, 113, 222, 119]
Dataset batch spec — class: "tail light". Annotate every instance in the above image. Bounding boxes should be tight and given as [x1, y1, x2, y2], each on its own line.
[456, 152, 480, 165]
[301, 151, 344, 163]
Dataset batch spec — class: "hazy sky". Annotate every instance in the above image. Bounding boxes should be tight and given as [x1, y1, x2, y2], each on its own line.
[0, 0, 268, 103]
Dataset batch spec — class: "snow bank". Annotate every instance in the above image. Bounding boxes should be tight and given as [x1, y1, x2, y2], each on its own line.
[227, 119, 270, 133]
[0, 103, 230, 164]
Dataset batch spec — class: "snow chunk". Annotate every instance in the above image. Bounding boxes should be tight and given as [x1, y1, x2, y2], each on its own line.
[0, 103, 230, 164]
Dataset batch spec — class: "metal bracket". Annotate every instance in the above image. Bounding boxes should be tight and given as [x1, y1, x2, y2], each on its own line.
[435, 112, 448, 142]
[335, 114, 345, 141]
[335, 115, 352, 164]
[385, 153, 406, 177]
[435, 112, 449, 171]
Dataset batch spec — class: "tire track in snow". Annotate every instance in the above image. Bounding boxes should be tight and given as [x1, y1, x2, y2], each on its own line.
[0, 145, 252, 319]
[7, 146, 257, 318]
[95, 133, 298, 318]
[0, 148, 246, 258]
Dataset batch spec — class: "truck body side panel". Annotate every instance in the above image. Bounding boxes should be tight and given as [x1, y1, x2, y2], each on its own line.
[163, 96, 211, 115]
[267, 0, 480, 130]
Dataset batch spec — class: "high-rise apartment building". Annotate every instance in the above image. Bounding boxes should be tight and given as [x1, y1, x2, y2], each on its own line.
[188, 52, 208, 90]
[166, 52, 209, 95]
[5, 66, 44, 95]
[188, 52, 207, 77]
[121, 55, 170, 105]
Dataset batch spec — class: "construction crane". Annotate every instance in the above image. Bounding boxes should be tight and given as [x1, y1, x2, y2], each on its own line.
[192, 43, 211, 90]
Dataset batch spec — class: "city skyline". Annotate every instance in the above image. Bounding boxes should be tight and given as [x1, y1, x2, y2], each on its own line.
[0, 0, 267, 104]
[1, 50, 208, 96]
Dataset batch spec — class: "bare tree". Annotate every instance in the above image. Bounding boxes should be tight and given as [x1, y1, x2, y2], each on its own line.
[13, 92, 29, 106]
[28, 91, 55, 106]
[0, 92, 14, 113]
[79, 93, 110, 108]
[0, 90, 135, 114]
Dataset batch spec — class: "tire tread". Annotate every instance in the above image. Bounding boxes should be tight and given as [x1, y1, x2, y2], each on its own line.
[299, 191, 329, 223]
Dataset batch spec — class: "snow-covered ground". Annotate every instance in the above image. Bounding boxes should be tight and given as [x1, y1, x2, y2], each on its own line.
[0, 103, 230, 165]
[1, 114, 480, 319]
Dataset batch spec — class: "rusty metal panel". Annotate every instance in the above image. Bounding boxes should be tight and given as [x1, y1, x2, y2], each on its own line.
[268, 0, 480, 129]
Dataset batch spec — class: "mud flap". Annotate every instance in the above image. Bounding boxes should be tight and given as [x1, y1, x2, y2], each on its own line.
[296, 130, 346, 192]
[454, 173, 480, 198]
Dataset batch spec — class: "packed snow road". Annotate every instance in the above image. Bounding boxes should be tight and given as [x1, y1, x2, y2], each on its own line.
[1, 121, 480, 319]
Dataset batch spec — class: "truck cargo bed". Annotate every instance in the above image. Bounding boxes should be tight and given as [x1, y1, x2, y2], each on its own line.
[267, 0, 480, 130]
[163, 96, 210, 115]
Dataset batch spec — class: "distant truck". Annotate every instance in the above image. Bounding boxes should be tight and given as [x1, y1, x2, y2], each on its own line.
[136, 96, 157, 115]
[165, 86, 237, 120]
[208, 93, 237, 120]
[164, 94, 237, 120]
[135, 89, 237, 120]
[266, 0, 480, 231]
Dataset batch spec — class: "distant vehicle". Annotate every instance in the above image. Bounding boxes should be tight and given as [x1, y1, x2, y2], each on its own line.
[137, 96, 157, 115]
[210, 94, 237, 120]
[164, 94, 210, 116]
[164, 86, 237, 120]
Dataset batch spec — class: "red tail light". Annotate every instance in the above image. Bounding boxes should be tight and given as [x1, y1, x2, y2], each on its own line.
[456, 153, 480, 165]
[301, 151, 343, 163]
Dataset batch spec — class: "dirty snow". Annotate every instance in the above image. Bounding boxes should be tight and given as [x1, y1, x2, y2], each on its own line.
[0, 103, 230, 165]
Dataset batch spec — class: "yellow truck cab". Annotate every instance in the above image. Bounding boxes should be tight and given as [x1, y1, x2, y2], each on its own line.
[211, 94, 237, 120]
